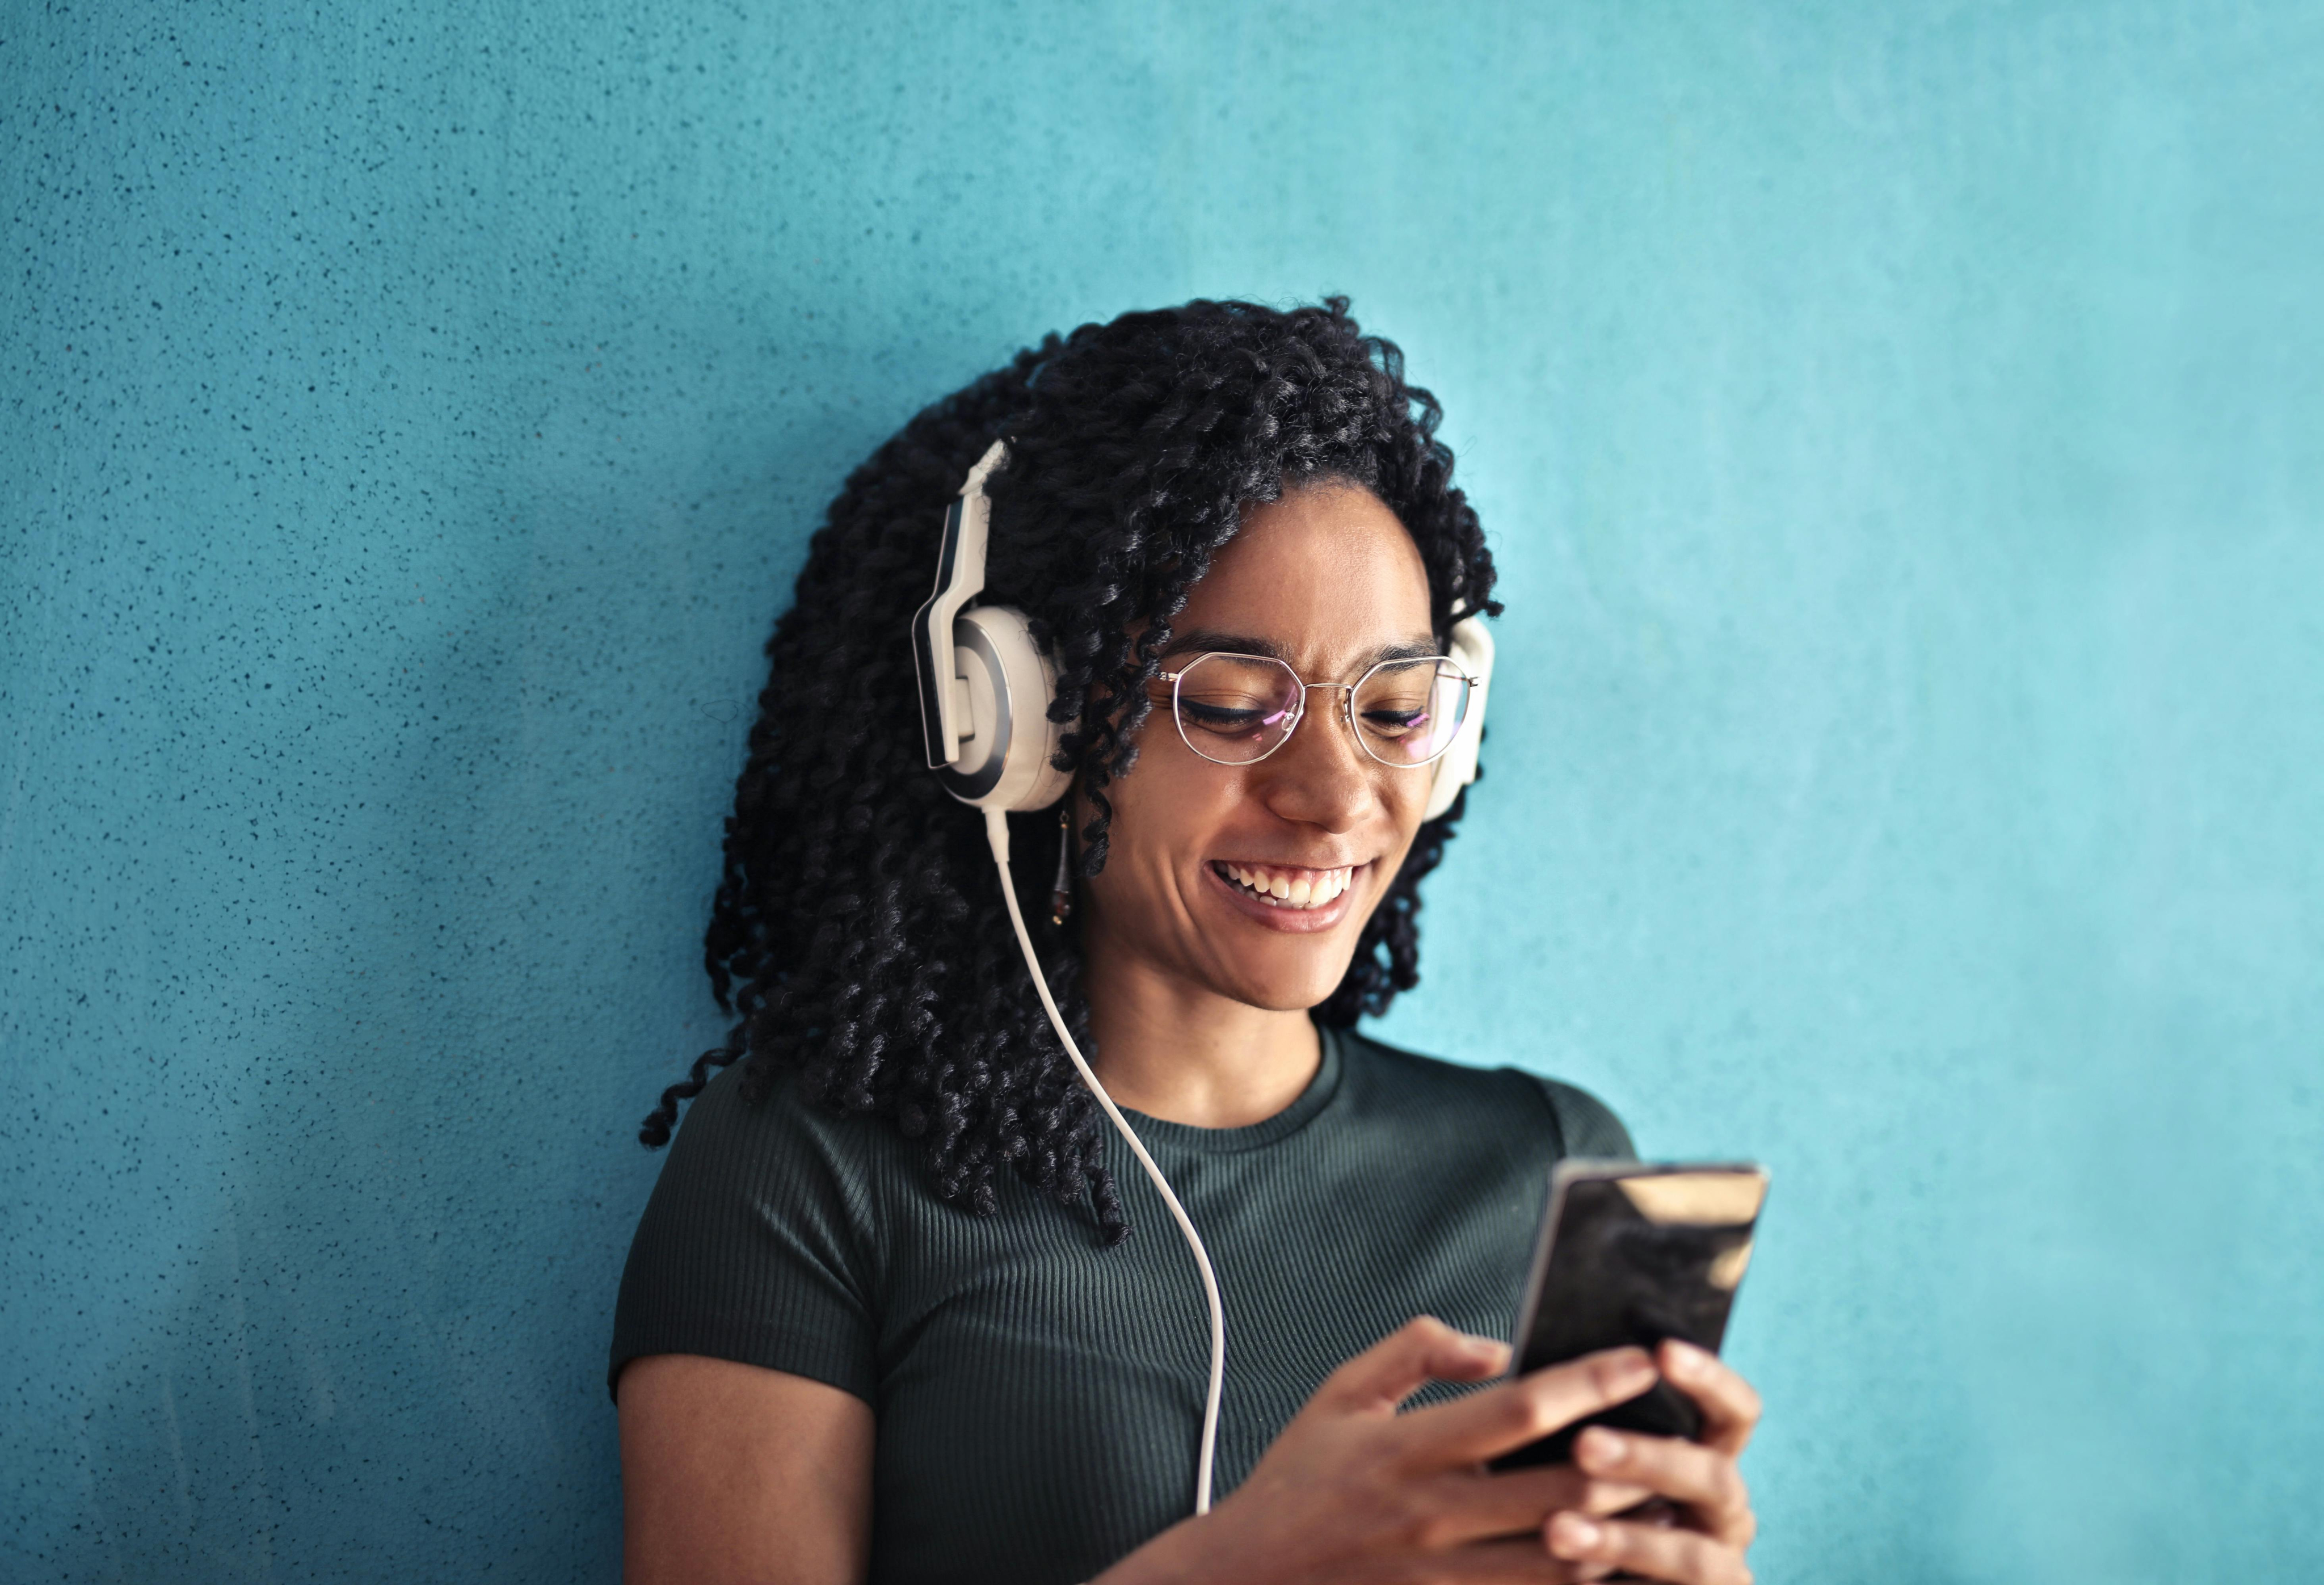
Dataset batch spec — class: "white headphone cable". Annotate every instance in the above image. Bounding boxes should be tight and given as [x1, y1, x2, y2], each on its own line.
[983, 806, 1228, 1517]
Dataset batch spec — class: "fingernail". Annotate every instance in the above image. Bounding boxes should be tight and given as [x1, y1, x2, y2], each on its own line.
[1664, 1340, 1705, 1378]
[1577, 1427, 1626, 1468]
[1548, 1515, 1603, 1557]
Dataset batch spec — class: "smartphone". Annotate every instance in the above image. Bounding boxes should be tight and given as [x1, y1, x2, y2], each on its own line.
[1490, 1159, 1769, 1469]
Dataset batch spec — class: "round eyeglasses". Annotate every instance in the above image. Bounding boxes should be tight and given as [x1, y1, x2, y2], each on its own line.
[1156, 652, 1475, 769]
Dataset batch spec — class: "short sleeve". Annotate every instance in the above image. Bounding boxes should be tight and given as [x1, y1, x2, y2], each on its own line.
[609, 1061, 882, 1404]
[1533, 1077, 1636, 1162]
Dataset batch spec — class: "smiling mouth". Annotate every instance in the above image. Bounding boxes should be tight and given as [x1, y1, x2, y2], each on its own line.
[1212, 860, 1357, 911]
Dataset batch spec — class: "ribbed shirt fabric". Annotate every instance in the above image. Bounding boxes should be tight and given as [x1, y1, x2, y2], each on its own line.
[610, 1026, 1633, 1585]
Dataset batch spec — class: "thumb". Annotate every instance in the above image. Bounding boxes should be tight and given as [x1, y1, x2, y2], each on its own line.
[1308, 1315, 1510, 1417]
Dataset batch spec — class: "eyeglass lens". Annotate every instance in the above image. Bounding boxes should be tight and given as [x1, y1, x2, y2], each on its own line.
[1172, 653, 1470, 768]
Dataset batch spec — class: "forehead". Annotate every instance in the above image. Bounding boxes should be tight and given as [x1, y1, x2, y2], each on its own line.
[1175, 484, 1434, 662]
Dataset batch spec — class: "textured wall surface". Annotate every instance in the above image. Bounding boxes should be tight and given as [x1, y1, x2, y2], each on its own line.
[6, 3, 2321, 1580]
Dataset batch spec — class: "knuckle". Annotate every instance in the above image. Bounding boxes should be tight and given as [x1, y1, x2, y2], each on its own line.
[1391, 1484, 1445, 1548]
[1411, 1509, 1463, 1553]
[1587, 1349, 1648, 1399]
[1693, 1537, 1752, 1585]
[1501, 1386, 1554, 1440]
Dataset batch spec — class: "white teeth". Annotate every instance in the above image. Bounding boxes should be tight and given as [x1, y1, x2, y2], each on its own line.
[1219, 864, 1354, 909]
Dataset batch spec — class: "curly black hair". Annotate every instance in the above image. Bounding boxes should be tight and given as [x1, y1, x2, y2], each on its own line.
[639, 297, 1501, 1244]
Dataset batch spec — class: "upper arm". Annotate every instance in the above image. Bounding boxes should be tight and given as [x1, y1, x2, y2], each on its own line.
[619, 1353, 874, 1585]
[610, 1069, 882, 1405]
[610, 1071, 885, 1583]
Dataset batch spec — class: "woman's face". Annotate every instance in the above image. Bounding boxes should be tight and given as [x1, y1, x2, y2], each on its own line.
[1079, 481, 1441, 1012]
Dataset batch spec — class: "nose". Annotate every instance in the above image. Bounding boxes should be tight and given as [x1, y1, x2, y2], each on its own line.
[1253, 685, 1380, 832]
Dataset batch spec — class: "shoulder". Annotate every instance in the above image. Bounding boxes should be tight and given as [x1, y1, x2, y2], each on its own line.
[650, 1055, 911, 1227]
[1526, 1074, 1636, 1161]
[612, 1058, 906, 1403]
[1337, 1028, 1636, 1162]
[633, 1057, 912, 1276]
[666, 1054, 907, 1173]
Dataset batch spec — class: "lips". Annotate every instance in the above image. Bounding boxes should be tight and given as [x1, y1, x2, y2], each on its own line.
[1212, 860, 1354, 910]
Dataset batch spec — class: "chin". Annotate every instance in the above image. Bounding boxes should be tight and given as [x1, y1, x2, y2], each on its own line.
[1216, 949, 1362, 1015]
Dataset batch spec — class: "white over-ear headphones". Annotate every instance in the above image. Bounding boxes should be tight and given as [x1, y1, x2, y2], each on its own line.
[1429, 612, 1493, 822]
[910, 439, 1493, 1519]
[912, 440, 1493, 819]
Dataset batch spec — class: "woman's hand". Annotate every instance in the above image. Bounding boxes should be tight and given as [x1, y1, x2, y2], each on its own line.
[1542, 1340, 1761, 1584]
[1094, 1315, 1755, 1584]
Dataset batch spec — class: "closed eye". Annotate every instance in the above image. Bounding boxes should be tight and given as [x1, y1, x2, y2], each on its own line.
[1183, 699, 1291, 731]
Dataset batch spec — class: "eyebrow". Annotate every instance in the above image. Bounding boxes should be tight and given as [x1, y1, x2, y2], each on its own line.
[1157, 627, 1443, 668]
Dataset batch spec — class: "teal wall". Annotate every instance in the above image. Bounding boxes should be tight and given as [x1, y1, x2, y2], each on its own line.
[7, 3, 2320, 1580]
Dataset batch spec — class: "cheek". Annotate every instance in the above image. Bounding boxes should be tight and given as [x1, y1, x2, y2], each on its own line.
[1383, 768, 1433, 829]
[1104, 743, 1241, 861]
[1368, 779, 1432, 880]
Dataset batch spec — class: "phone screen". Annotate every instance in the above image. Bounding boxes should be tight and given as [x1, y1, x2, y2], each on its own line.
[1491, 1160, 1768, 1469]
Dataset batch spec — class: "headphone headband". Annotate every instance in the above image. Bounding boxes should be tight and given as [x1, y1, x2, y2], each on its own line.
[911, 440, 1009, 770]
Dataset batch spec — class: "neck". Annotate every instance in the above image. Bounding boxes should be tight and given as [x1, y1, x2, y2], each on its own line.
[1077, 950, 1322, 1129]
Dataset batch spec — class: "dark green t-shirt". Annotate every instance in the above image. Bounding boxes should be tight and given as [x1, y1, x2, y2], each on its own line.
[610, 1027, 1632, 1585]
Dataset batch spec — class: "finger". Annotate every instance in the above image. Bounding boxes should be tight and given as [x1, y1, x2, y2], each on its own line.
[1546, 1511, 1754, 1585]
[1572, 1429, 1752, 1542]
[1399, 1347, 1657, 1468]
[1307, 1315, 1512, 1416]
[1656, 1342, 1762, 1458]
[1412, 1463, 1656, 1546]
[1390, 1537, 1616, 1581]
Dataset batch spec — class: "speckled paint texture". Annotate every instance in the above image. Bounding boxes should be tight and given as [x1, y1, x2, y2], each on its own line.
[5, 3, 2321, 1580]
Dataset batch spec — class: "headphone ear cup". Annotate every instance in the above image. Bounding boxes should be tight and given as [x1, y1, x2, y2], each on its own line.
[935, 606, 1071, 813]
[1423, 617, 1494, 822]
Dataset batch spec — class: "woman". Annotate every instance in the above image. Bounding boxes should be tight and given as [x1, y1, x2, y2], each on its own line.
[613, 299, 1761, 1584]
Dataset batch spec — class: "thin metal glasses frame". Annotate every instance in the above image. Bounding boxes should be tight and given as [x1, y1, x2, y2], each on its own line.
[1157, 651, 1474, 770]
